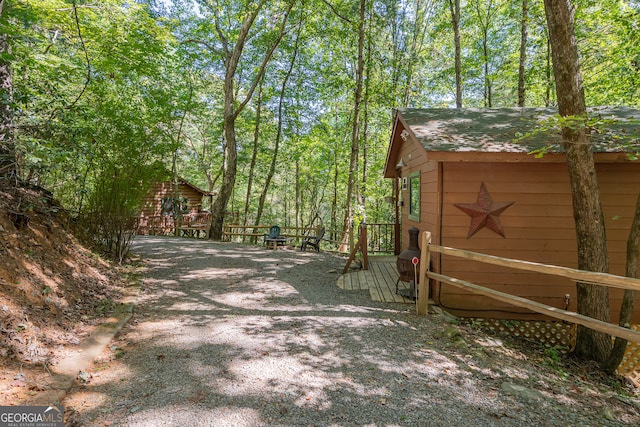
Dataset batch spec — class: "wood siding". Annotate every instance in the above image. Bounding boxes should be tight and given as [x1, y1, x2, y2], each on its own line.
[397, 140, 440, 239]
[140, 180, 207, 218]
[432, 161, 640, 322]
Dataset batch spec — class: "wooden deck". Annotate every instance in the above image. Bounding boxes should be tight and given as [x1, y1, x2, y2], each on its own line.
[337, 257, 414, 304]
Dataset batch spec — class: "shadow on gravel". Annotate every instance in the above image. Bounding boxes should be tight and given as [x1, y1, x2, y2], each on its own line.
[63, 236, 639, 427]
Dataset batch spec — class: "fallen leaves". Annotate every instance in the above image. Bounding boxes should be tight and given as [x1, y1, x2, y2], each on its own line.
[0, 183, 129, 405]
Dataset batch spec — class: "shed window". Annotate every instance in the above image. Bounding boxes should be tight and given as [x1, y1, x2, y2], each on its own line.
[408, 172, 420, 221]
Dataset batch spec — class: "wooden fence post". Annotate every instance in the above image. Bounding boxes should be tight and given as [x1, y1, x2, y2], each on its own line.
[416, 231, 431, 316]
[342, 224, 369, 274]
[360, 224, 369, 270]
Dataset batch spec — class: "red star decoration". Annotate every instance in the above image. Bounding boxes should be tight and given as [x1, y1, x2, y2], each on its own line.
[454, 182, 514, 238]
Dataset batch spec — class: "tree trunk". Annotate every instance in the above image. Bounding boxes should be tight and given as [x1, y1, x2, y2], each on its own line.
[209, 1, 293, 240]
[544, 0, 611, 364]
[244, 77, 264, 242]
[210, 104, 238, 240]
[402, 0, 431, 107]
[483, 36, 491, 107]
[517, 0, 529, 107]
[360, 29, 371, 224]
[255, 31, 300, 230]
[474, 0, 495, 108]
[449, 0, 462, 108]
[295, 157, 300, 230]
[603, 192, 640, 373]
[360, 0, 374, 224]
[390, 2, 400, 102]
[331, 133, 339, 246]
[340, 0, 366, 252]
[545, 36, 553, 107]
[0, 19, 16, 178]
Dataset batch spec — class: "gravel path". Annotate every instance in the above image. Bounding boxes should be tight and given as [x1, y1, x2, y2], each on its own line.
[63, 236, 640, 426]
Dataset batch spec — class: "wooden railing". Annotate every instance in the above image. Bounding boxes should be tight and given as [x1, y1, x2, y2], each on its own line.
[223, 222, 395, 253]
[137, 215, 175, 236]
[416, 231, 640, 343]
[364, 223, 395, 253]
[137, 213, 212, 239]
[137, 218, 396, 252]
[222, 224, 323, 243]
[176, 213, 212, 239]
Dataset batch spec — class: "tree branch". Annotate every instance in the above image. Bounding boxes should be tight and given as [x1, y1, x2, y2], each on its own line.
[322, 0, 352, 24]
[235, 0, 295, 118]
[43, 29, 60, 54]
[212, 0, 230, 60]
[182, 38, 224, 57]
[66, 0, 90, 110]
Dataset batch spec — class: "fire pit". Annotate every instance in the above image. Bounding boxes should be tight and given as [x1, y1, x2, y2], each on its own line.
[396, 226, 421, 300]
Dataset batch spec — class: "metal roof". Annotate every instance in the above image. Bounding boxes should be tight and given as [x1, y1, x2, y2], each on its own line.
[397, 106, 640, 153]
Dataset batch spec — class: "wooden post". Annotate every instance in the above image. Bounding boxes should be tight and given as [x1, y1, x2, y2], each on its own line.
[361, 224, 369, 270]
[394, 175, 401, 255]
[349, 223, 354, 253]
[416, 231, 431, 316]
[342, 225, 369, 274]
[174, 217, 181, 237]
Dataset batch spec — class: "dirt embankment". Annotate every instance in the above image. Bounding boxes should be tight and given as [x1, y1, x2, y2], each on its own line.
[0, 182, 127, 405]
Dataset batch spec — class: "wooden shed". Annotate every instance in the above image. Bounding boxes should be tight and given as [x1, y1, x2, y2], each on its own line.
[384, 107, 640, 323]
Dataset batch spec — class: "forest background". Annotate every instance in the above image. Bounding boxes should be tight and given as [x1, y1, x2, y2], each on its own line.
[1, 0, 639, 250]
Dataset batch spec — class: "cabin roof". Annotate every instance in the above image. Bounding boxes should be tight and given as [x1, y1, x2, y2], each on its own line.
[397, 106, 640, 153]
[176, 176, 215, 196]
[384, 106, 640, 177]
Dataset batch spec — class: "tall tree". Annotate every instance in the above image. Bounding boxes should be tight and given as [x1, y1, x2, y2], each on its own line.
[449, 0, 462, 108]
[517, 0, 529, 107]
[543, 0, 611, 364]
[340, 0, 366, 251]
[604, 192, 640, 372]
[0, 0, 15, 178]
[244, 76, 264, 234]
[203, 0, 295, 240]
[404, 0, 435, 106]
[254, 28, 300, 231]
[473, 0, 497, 107]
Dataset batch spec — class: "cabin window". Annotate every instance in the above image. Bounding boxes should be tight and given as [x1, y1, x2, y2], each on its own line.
[161, 197, 188, 216]
[408, 171, 420, 221]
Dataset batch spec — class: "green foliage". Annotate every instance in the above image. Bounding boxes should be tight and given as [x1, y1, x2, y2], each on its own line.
[517, 112, 640, 158]
[80, 161, 166, 262]
[543, 345, 570, 378]
[8, 1, 182, 206]
[577, 0, 640, 106]
[3, 0, 639, 254]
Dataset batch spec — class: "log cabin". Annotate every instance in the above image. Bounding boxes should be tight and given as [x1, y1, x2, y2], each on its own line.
[384, 107, 640, 323]
[138, 176, 214, 236]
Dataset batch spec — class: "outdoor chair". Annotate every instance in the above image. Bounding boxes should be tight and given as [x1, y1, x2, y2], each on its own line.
[263, 225, 290, 249]
[301, 227, 325, 252]
[263, 225, 281, 244]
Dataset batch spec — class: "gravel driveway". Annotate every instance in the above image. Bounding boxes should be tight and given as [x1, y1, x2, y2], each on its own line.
[63, 236, 639, 426]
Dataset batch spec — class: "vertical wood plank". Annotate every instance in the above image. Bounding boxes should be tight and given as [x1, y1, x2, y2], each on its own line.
[361, 225, 369, 270]
[357, 270, 367, 290]
[417, 231, 432, 315]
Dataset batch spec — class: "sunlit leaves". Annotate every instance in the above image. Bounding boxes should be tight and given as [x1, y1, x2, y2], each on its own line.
[7, 0, 640, 235]
[8, 0, 182, 211]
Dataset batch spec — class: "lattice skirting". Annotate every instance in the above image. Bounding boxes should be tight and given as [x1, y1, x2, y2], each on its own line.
[618, 326, 640, 387]
[470, 319, 640, 387]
